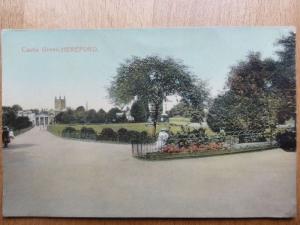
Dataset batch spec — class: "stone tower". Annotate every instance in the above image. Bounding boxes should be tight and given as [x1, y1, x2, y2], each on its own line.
[54, 96, 66, 111]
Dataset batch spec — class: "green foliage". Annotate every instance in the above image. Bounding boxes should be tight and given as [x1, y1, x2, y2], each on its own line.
[62, 127, 78, 138]
[167, 101, 188, 117]
[61, 125, 154, 143]
[106, 107, 122, 123]
[109, 56, 194, 105]
[96, 109, 106, 123]
[273, 32, 296, 123]
[55, 106, 126, 124]
[80, 127, 97, 140]
[2, 106, 32, 131]
[86, 109, 97, 123]
[14, 117, 32, 130]
[108, 55, 208, 134]
[167, 128, 209, 147]
[207, 91, 269, 132]
[11, 104, 22, 113]
[207, 32, 296, 133]
[2, 106, 17, 128]
[167, 81, 209, 123]
[130, 100, 148, 122]
[276, 130, 296, 151]
[97, 128, 118, 141]
[117, 128, 129, 142]
[168, 100, 206, 123]
[75, 106, 86, 123]
[190, 109, 205, 123]
[55, 108, 76, 124]
[96, 127, 153, 143]
[62, 127, 77, 133]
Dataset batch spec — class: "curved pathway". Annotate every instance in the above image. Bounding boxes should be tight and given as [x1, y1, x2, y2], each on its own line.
[3, 127, 296, 217]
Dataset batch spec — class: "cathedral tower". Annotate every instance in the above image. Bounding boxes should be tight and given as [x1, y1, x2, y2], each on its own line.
[54, 96, 66, 111]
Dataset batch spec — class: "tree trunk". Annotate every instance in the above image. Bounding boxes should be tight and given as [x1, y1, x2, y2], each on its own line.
[152, 104, 160, 137]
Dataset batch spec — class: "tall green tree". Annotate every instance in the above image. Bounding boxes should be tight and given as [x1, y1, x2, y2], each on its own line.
[2, 105, 32, 130]
[96, 109, 106, 123]
[207, 52, 278, 132]
[86, 109, 97, 123]
[130, 100, 148, 122]
[2, 106, 17, 128]
[109, 56, 207, 135]
[11, 104, 22, 113]
[272, 32, 296, 123]
[55, 108, 76, 124]
[207, 91, 270, 132]
[75, 106, 86, 123]
[106, 107, 122, 123]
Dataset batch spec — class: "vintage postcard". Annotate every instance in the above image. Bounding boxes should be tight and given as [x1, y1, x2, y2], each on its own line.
[2, 28, 296, 218]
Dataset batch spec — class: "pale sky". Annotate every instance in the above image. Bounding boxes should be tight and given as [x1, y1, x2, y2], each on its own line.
[2, 27, 294, 111]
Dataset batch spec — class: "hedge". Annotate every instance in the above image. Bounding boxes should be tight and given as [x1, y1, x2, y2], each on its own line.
[61, 126, 154, 143]
[276, 130, 296, 151]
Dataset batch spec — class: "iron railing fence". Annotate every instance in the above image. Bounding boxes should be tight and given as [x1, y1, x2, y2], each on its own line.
[132, 131, 278, 158]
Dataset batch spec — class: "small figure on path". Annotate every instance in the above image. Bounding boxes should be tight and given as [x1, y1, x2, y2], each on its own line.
[9, 129, 15, 139]
[2, 126, 10, 148]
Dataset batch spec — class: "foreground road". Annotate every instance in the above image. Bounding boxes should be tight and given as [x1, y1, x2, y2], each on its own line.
[3, 127, 296, 217]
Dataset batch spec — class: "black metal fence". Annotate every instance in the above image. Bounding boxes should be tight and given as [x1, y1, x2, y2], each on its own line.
[132, 141, 162, 157]
[132, 131, 278, 158]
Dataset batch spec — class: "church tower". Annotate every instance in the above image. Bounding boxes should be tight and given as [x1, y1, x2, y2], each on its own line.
[54, 96, 66, 111]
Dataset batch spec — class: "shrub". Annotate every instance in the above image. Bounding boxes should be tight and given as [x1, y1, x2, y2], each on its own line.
[276, 130, 296, 151]
[97, 128, 118, 141]
[62, 126, 154, 143]
[117, 128, 129, 142]
[62, 127, 79, 138]
[168, 128, 208, 146]
[80, 127, 97, 140]
[117, 128, 154, 143]
[14, 116, 32, 130]
[127, 130, 142, 141]
[130, 100, 148, 122]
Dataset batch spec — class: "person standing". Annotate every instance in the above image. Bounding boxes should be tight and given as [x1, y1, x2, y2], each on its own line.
[2, 126, 10, 148]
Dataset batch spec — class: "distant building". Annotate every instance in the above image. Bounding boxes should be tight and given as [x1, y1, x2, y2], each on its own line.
[17, 109, 55, 127]
[54, 96, 66, 112]
[17, 110, 36, 126]
[35, 111, 55, 126]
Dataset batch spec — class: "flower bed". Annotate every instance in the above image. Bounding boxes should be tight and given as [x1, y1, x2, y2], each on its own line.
[162, 142, 225, 153]
[140, 145, 275, 160]
[131, 128, 278, 160]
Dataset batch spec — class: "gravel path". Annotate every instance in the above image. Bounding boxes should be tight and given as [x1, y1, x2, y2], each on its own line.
[3, 127, 296, 218]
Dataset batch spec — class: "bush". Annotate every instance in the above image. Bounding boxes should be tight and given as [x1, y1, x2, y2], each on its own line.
[117, 128, 129, 142]
[130, 100, 148, 122]
[238, 133, 266, 143]
[276, 130, 296, 151]
[97, 128, 118, 141]
[80, 127, 97, 140]
[168, 127, 208, 146]
[62, 126, 154, 143]
[62, 127, 79, 138]
[126, 130, 141, 141]
[14, 116, 32, 130]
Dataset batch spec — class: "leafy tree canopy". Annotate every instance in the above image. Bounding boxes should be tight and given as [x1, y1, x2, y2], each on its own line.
[108, 55, 208, 134]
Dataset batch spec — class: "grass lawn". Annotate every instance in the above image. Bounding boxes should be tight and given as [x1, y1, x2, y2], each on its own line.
[48, 117, 202, 136]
